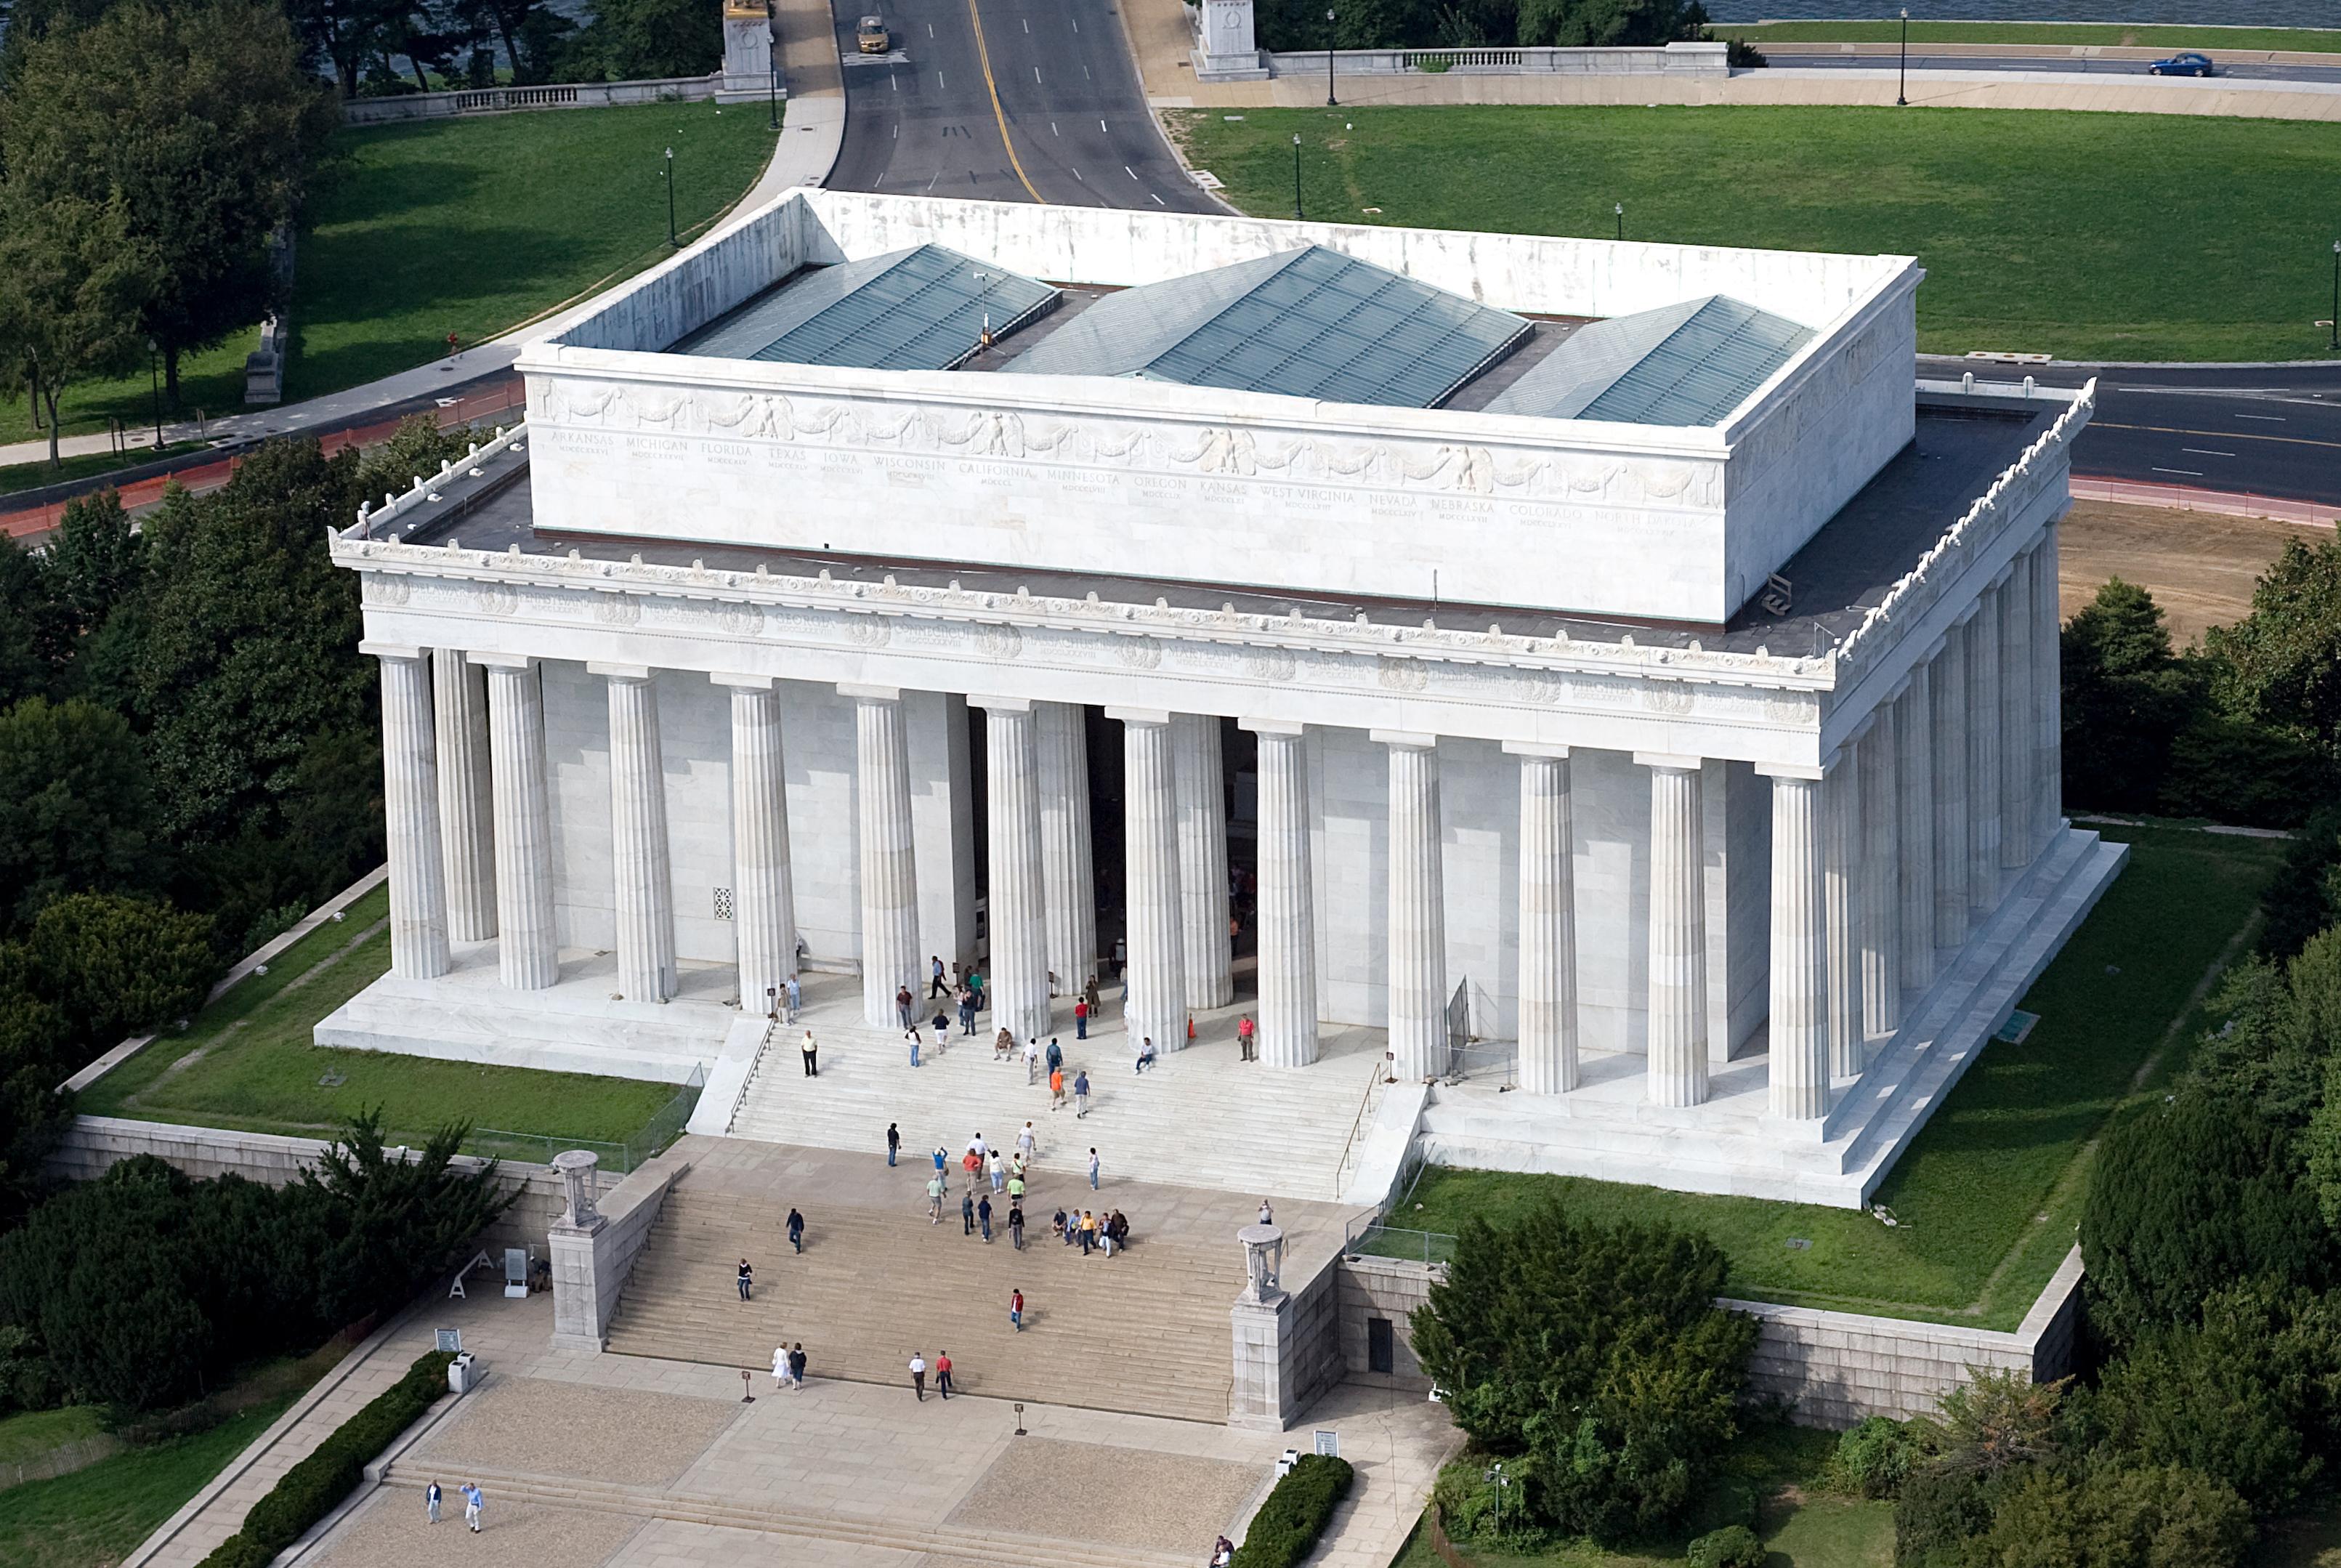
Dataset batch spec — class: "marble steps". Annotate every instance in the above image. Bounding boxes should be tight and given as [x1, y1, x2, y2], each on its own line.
[373, 1463, 1199, 1568]
[604, 1189, 1238, 1422]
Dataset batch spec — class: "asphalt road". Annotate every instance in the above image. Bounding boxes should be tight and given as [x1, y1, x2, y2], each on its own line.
[1766, 51, 2341, 83]
[826, 0, 1219, 210]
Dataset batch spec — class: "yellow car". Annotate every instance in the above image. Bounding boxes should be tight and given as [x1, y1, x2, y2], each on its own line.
[857, 15, 889, 52]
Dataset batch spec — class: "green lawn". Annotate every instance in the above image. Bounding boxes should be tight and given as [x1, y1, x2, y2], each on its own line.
[0, 1407, 105, 1471]
[1719, 21, 2341, 54]
[0, 442, 210, 498]
[0, 1397, 293, 1568]
[1382, 823, 2284, 1327]
[1170, 108, 2341, 363]
[76, 881, 687, 1164]
[6, 101, 778, 446]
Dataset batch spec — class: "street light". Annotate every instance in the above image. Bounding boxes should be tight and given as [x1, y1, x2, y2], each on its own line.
[1484, 1463, 1508, 1535]
[1897, 7, 1909, 105]
[663, 145, 677, 248]
[145, 336, 161, 445]
[2331, 239, 2340, 352]
[767, 1, 780, 132]
[1614, 202, 1623, 241]
[1325, 8, 1338, 107]
[1292, 134, 1303, 222]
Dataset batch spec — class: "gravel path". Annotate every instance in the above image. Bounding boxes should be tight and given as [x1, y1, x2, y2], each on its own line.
[413, 1376, 744, 1487]
[311, 1489, 642, 1568]
[946, 1435, 1263, 1556]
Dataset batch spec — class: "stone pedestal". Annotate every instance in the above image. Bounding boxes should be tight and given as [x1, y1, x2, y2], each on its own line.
[548, 1148, 612, 1354]
[720, 0, 780, 100]
[1229, 1222, 1304, 1431]
[1192, 0, 1270, 81]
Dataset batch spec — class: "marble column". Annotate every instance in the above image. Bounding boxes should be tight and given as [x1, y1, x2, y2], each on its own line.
[2034, 527, 2064, 850]
[844, 685, 921, 1030]
[1036, 702, 1098, 997]
[1173, 713, 1234, 1011]
[1894, 670, 1936, 994]
[1639, 753, 1708, 1108]
[1508, 743, 1578, 1095]
[1966, 582, 2004, 917]
[1113, 709, 1187, 1055]
[1822, 742, 1863, 1080]
[716, 675, 797, 1017]
[1930, 627, 1970, 950]
[1859, 706, 1902, 1045]
[432, 649, 496, 944]
[371, 644, 450, 980]
[477, 655, 557, 990]
[977, 699, 1050, 1041]
[1378, 732, 1447, 1083]
[1763, 765, 1829, 1120]
[1246, 719, 1318, 1067]
[598, 666, 674, 1003]
[1998, 556, 2036, 870]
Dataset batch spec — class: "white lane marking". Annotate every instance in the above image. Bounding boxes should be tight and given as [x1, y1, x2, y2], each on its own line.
[1022, 17, 1029, 28]
[1149, 193, 1165, 205]
[2151, 466, 2204, 477]
[1072, 16, 1078, 28]
[1034, 65, 1042, 81]
[1100, 118, 1107, 132]
[891, 73, 897, 90]
[1125, 164, 1138, 179]
[893, 123, 898, 137]
[1051, 121, 1060, 134]
[2236, 413, 2287, 421]
[1074, 167, 1084, 181]
[1084, 65, 1091, 78]
[937, 70, 945, 87]
[928, 21, 934, 34]
[2180, 448, 2235, 457]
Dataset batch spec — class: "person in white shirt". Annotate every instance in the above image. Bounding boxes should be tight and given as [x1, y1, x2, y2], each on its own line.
[908, 1351, 928, 1400]
[1017, 1122, 1038, 1163]
[772, 1344, 791, 1387]
[1024, 1036, 1041, 1085]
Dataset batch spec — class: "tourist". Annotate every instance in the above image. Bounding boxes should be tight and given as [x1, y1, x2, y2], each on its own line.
[801, 1030, 819, 1076]
[910, 1030, 921, 1068]
[1078, 1209, 1097, 1255]
[1073, 1070, 1090, 1118]
[994, 1025, 1015, 1061]
[1238, 1014, 1256, 1062]
[1024, 1035, 1041, 1083]
[1099, 1213, 1116, 1258]
[961, 1189, 976, 1236]
[1109, 1211, 1130, 1253]
[967, 969, 984, 1011]
[789, 1342, 806, 1390]
[1009, 1288, 1024, 1331]
[1053, 1207, 1070, 1245]
[1258, 1199, 1274, 1226]
[1016, 1120, 1038, 1162]
[784, 972, 801, 1022]
[1134, 1037, 1157, 1074]
[895, 984, 915, 1031]
[1112, 937, 1125, 977]
[1074, 995, 1089, 1039]
[886, 1123, 900, 1167]
[426, 1479, 442, 1524]
[932, 1145, 948, 1177]
[1048, 1066, 1065, 1112]
[979, 1192, 995, 1242]
[737, 1258, 754, 1301]
[958, 986, 977, 1035]
[787, 1207, 805, 1255]
[1213, 1534, 1235, 1567]
[930, 954, 948, 998]
[935, 1349, 955, 1399]
[1008, 1202, 1025, 1250]
[1007, 1171, 1026, 1207]
[771, 1344, 791, 1389]
[908, 1351, 926, 1400]
[461, 1481, 484, 1533]
[927, 1173, 945, 1223]
[1087, 1147, 1099, 1191]
[963, 1147, 982, 1192]
[988, 1149, 1006, 1192]
[934, 1014, 951, 1057]
[1085, 974, 1102, 1018]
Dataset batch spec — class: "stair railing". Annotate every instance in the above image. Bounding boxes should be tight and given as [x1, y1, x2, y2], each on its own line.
[1333, 1059, 1390, 1200]
[724, 1017, 782, 1135]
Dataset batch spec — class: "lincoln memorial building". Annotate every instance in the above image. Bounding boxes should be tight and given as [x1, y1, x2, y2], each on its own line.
[321, 189, 2122, 1207]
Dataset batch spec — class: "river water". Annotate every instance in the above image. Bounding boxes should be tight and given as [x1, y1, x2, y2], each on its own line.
[1707, 1, 2334, 23]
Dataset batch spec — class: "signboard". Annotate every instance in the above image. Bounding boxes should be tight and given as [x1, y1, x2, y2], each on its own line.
[436, 1329, 463, 1355]
[1313, 1430, 1340, 1459]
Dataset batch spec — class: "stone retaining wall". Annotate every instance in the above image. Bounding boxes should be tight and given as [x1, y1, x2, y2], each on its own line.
[341, 75, 730, 124]
[1337, 1255, 1436, 1393]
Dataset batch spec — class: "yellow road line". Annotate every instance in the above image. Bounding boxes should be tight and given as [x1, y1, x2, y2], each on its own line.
[963, 0, 1046, 205]
[2091, 419, 2341, 453]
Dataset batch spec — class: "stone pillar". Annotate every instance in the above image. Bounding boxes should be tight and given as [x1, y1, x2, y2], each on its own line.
[1639, 754, 1707, 1107]
[1966, 583, 2003, 916]
[1998, 556, 2036, 870]
[716, 675, 797, 1017]
[1761, 766, 1829, 1119]
[1245, 719, 1318, 1067]
[597, 665, 675, 1003]
[1112, 709, 1187, 1056]
[432, 649, 496, 944]
[1858, 706, 1901, 1045]
[1507, 743, 1578, 1095]
[1822, 743, 1863, 1080]
[845, 685, 921, 1030]
[546, 1149, 611, 1354]
[1173, 713, 1234, 1011]
[1229, 1224, 1308, 1432]
[1036, 702, 1097, 997]
[1377, 732, 1447, 1083]
[371, 644, 450, 980]
[477, 656, 558, 990]
[2034, 527, 2063, 849]
[977, 698, 1051, 1041]
[1894, 670, 1936, 993]
[1930, 629, 1970, 950]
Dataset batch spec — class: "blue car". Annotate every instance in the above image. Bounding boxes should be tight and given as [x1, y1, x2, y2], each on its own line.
[2148, 51, 2215, 76]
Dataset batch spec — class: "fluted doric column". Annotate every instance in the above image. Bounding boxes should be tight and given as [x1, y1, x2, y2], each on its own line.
[1930, 628, 1970, 950]
[1173, 713, 1234, 1011]
[977, 699, 1050, 1041]
[1036, 702, 1097, 997]
[1112, 709, 1187, 1056]
[475, 655, 557, 990]
[844, 684, 920, 1030]
[1763, 764, 1829, 1119]
[1967, 581, 2004, 917]
[432, 648, 496, 943]
[716, 674, 796, 1016]
[1998, 554, 2036, 870]
[2033, 527, 2063, 850]
[1507, 743, 1577, 1095]
[1639, 753, 1707, 1107]
[1378, 732, 1447, 1082]
[597, 665, 674, 1003]
[1895, 669, 1936, 993]
[370, 644, 450, 979]
[1245, 719, 1318, 1067]
[1859, 704, 1902, 1044]
[1822, 742, 1864, 1080]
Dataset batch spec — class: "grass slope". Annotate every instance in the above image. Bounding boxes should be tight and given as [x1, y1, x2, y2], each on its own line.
[76, 882, 682, 1157]
[1721, 21, 2341, 54]
[0, 1407, 105, 1469]
[1170, 107, 2341, 363]
[1386, 823, 2282, 1327]
[5, 102, 776, 447]
[0, 1397, 293, 1568]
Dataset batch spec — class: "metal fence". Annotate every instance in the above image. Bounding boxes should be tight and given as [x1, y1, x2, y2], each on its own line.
[1342, 1216, 1458, 1267]
[469, 1064, 703, 1174]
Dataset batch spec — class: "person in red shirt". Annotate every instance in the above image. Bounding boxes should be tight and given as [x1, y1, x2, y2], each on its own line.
[935, 1350, 954, 1399]
[1009, 1289, 1024, 1332]
[1074, 996, 1089, 1039]
[1237, 1014, 1257, 1062]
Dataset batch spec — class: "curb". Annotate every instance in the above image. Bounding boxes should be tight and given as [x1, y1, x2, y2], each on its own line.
[2069, 474, 2340, 528]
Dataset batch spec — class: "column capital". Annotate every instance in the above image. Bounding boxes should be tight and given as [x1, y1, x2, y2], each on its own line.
[1949, 600, 1982, 629]
[838, 682, 902, 703]
[1633, 751, 1703, 773]
[1370, 729, 1438, 751]
[1104, 706, 1171, 727]
[588, 662, 654, 683]
[469, 651, 535, 671]
[1238, 716, 1306, 737]
[358, 640, 427, 661]
[711, 671, 776, 691]
[969, 695, 1033, 714]
[1502, 740, 1571, 759]
[1755, 753, 1836, 782]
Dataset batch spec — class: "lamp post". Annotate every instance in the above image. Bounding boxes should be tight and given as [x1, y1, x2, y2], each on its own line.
[1325, 8, 1338, 106]
[663, 145, 677, 247]
[767, 3, 780, 132]
[1484, 1463, 1506, 1535]
[2331, 239, 2340, 352]
[1614, 202, 1623, 241]
[1897, 7, 1909, 105]
[1292, 134, 1303, 221]
[145, 337, 161, 445]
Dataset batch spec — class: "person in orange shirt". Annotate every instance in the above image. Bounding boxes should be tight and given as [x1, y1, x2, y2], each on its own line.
[1049, 1066, 1065, 1112]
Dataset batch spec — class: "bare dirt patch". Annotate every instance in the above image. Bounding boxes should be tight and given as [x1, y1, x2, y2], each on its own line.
[2058, 499, 2327, 646]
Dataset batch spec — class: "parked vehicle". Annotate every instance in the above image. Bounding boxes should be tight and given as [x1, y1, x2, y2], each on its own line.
[2148, 51, 2215, 76]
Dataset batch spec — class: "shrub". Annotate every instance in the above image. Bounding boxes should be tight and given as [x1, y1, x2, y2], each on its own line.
[1893, 1460, 1995, 1567]
[1232, 1453, 1352, 1568]
[1824, 1415, 1917, 1500]
[1687, 1523, 1764, 1568]
[196, 1349, 453, 1568]
[27, 891, 216, 1045]
[1970, 1460, 2251, 1568]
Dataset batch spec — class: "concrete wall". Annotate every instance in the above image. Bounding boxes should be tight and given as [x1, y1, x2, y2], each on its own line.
[340, 75, 726, 126]
[549, 1147, 693, 1351]
[1261, 41, 1728, 76]
[1337, 1254, 1436, 1392]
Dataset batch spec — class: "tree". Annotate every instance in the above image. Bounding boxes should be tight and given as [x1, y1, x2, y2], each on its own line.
[39, 491, 145, 644]
[25, 892, 217, 1048]
[1971, 1462, 2251, 1568]
[0, 537, 68, 713]
[0, 191, 153, 468]
[0, 696, 160, 933]
[2258, 809, 2341, 963]
[2058, 579, 2198, 815]
[2191, 926, 2341, 1132]
[296, 1108, 512, 1325]
[2209, 535, 2341, 760]
[1, 0, 339, 400]
[559, 0, 718, 81]
[1518, 0, 1707, 47]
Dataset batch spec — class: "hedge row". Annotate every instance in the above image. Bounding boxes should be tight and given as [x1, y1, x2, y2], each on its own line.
[1234, 1453, 1355, 1568]
[196, 1350, 456, 1568]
